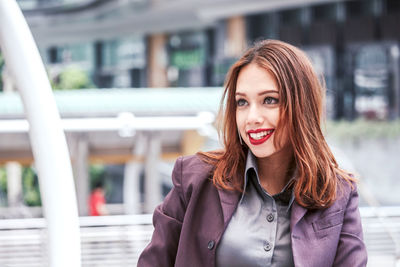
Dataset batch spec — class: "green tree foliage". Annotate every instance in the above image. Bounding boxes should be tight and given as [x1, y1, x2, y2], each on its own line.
[0, 166, 42, 207]
[0, 168, 7, 206]
[22, 167, 41, 206]
[326, 119, 400, 140]
[0, 164, 107, 207]
[0, 51, 4, 91]
[52, 67, 95, 90]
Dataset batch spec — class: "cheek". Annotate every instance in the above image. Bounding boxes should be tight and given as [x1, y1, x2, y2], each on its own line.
[270, 109, 280, 126]
[236, 112, 247, 138]
[236, 111, 247, 134]
[236, 111, 243, 127]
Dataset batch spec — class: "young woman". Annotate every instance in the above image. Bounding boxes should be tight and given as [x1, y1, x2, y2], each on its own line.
[138, 40, 367, 267]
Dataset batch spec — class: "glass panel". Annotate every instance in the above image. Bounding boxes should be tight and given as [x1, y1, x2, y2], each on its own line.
[102, 37, 145, 70]
[280, 8, 301, 25]
[353, 44, 389, 120]
[303, 46, 336, 119]
[346, 0, 374, 17]
[168, 31, 208, 87]
[312, 3, 336, 22]
[102, 40, 119, 68]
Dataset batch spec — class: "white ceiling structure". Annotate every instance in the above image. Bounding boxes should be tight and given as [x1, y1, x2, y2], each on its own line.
[23, 0, 346, 46]
[0, 87, 221, 164]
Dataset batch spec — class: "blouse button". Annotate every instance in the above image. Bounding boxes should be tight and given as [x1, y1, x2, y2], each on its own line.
[266, 213, 274, 222]
[264, 241, 272, 252]
[207, 240, 215, 250]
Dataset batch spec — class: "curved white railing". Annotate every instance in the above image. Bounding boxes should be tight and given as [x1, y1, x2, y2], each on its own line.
[0, 1, 81, 267]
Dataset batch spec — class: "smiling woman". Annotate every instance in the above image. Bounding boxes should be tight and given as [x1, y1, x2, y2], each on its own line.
[138, 40, 368, 267]
[235, 64, 281, 159]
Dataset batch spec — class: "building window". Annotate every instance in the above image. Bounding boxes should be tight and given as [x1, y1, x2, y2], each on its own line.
[346, 0, 374, 18]
[280, 8, 301, 25]
[167, 31, 208, 87]
[312, 3, 337, 22]
[386, 0, 400, 14]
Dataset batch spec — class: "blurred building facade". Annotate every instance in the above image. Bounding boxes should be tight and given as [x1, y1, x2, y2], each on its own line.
[14, 0, 400, 121]
[0, 2, 399, 264]
[0, 0, 399, 217]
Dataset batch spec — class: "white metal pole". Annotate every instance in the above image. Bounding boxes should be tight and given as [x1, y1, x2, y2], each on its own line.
[0, 1, 81, 267]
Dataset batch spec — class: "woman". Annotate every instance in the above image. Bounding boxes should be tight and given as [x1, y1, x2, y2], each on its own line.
[138, 40, 367, 267]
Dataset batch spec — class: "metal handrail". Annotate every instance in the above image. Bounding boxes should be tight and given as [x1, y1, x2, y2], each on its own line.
[358, 181, 400, 266]
[0, 210, 398, 267]
[0, 1, 81, 266]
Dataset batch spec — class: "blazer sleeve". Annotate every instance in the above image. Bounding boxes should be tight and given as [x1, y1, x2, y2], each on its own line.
[333, 184, 368, 267]
[137, 156, 186, 267]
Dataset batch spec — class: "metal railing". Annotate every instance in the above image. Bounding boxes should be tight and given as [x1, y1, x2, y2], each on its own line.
[0, 214, 153, 267]
[0, 208, 398, 267]
[360, 207, 400, 267]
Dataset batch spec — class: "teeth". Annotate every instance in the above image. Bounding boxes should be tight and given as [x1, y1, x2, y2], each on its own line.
[249, 130, 273, 140]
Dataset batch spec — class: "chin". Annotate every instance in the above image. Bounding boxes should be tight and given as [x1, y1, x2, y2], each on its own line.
[248, 146, 277, 158]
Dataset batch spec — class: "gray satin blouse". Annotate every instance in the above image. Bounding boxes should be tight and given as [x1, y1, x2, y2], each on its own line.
[216, 152, 295, 267]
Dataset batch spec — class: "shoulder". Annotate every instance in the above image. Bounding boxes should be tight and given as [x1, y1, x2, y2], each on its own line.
[178, 154, 215, 174]
[171, 154, 215, 188]
[335, 177, 358, 206]
[170, 154, 219, 208]
[173, 154, 214, 175]
[314, 177, 359, 217]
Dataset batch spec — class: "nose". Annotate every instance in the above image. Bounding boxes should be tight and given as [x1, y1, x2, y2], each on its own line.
[247, 105, 264, 125]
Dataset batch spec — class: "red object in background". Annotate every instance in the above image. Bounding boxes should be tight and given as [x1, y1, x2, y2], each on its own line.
[89, 189, 106, 216]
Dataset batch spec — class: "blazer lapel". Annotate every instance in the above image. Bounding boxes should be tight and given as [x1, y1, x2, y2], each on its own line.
[217, 189, 240, 226]
[290, 201, 307, 231]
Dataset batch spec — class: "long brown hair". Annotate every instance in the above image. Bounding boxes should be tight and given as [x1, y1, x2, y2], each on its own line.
[199, 39, 354, 209]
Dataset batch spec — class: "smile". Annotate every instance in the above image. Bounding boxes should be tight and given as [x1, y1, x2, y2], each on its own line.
[247, 129, 274, 145]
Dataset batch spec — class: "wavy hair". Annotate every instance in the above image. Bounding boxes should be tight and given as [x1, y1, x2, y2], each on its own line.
[198, 39, 354, 209]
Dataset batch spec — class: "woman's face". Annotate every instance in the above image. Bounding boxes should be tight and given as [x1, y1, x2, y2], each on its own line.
[235, 63, 287, 158]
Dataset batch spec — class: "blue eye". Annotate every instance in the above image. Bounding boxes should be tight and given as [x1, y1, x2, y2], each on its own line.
[236, 99, 248, 107]
[264, 96, 278, 105]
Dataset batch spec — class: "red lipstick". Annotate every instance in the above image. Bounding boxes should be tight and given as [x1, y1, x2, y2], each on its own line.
[247, 128, 274, 145]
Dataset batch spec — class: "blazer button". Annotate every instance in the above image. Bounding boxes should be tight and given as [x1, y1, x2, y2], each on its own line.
[207, 240, 215, 250]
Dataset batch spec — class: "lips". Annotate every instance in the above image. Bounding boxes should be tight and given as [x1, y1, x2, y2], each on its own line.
[247, 128, 274, 145]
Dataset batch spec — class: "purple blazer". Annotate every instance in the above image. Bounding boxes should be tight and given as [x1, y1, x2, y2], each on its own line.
[138, 155, 368, 267]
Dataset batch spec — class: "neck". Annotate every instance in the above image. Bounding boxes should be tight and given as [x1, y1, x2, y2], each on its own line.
[256, 144, 295, 195]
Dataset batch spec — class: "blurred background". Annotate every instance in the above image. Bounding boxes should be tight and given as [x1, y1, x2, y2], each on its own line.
[0, 0, 399, 266]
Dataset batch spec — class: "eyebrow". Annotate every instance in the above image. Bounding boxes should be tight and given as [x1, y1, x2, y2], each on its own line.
[235, 90, 279, 96]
